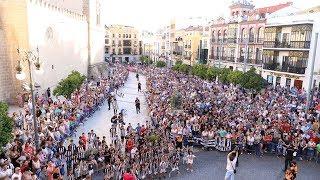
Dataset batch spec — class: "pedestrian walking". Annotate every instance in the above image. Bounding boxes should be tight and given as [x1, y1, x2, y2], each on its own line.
[138, 82, 142, 92]
[135, 98, 140, 114]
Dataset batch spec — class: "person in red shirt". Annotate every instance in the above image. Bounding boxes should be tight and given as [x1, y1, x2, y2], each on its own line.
[126, 138, 134, 153]
[123, 168, 136, 180]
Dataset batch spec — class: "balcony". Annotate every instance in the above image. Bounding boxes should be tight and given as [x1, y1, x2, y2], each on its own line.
[228, 38, 237, 43]
[225, 57, 235, 62]
[263, 61, 307, 74]
[264, 40, 310, 49]
[290, 41, 310, 49]
[263, 62, 279, 71]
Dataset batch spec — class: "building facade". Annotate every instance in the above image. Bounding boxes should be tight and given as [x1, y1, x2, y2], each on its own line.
[0, 0, 104, 103]
[209, 1, 292, 72]
[104, 25, 140, 63]
[261, 9, 320, 90]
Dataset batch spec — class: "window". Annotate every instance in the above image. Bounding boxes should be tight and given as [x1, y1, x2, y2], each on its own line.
[223, 30, 227, 42]
[276, 77, 281, 86]
[241, 28, 247, 40]
[126, 34, 128, 38]
[123, 34, 125, 38]
[257, 27, 264, 41]
[286, 78, 291, 87]
[267, 75, 273, 84]
[105, 39, 109, 44]
[249, 28, 254, 42]
[218, 30, 221, 41]
[119, 34, 121, 38]
[113, 34, 115, 38]
[134, 34, 137, 38]
[129, 34, 131, 38]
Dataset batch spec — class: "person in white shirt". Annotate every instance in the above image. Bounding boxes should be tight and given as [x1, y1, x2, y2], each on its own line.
[186, 150, 196, 172]
[11, 167, 22, 180]
[225, 150, 238, 180]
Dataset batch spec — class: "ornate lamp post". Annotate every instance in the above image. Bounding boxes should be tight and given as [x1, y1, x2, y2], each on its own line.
[15, 48, 44, 150]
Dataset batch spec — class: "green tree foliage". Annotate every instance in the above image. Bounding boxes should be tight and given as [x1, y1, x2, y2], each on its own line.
[0, 102, 13, 152]
[172, 64, 265, 91]
[239, 67, 265, 91]
[139, 56, 153, 65]
[155, 61, 166, 68]
[206, 67, 220, 81]
[175, 60, 183, 65]
[53, 71, 86, 98]
[227, 70, 244, 85]
[191, 64, 208, 79]
[219, 68, 232, 84]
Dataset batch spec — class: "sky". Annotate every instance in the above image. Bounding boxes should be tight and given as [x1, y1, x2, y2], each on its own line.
[103, 0, 320, 31]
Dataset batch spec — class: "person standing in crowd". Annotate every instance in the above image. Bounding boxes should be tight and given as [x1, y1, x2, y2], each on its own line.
[107, 95, 113, 111]
[225, 150, 238, 180]
[46, 87, 51, 98]
[284, 145, 295, 171]
[123, 168, 136, 180]
[112, 97, 119, 115]
[136, 73, 139, 81]
[135, 98, 140, 114]
[186, 150, 196, 172]
[138, 82, 142, 92]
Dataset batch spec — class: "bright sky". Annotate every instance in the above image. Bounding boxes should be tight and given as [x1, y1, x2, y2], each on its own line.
[103, 0, 320, 31]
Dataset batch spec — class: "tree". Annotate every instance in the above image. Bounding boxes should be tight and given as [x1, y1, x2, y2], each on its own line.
[191, 64, 208, 79]
[218, 68, 232, 84]
[206, 67, 220, 81]
[175, 60, 183, 65]
[240, 67, 265, 91]
[155, 61, 166, 68]
[0, 102, 13, 153]
[53, 71, 86, 98]
[227, 70, 244, 85]
[139, 56, 153, 65]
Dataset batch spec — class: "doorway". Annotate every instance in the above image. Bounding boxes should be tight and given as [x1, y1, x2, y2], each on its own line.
[294, 80, 303, 89]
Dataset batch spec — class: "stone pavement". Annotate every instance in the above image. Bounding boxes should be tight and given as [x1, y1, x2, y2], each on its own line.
[170, 150, 320, 180]
[71, 72, 149, 145]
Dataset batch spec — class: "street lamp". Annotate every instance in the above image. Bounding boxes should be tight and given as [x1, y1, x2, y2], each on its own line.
[15, 47, 43, 150]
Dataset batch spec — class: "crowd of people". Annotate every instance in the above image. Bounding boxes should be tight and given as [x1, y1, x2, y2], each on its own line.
[0, 64, 129, 179]
[1, 63, 320, 180]
[143, 66, 320, 179]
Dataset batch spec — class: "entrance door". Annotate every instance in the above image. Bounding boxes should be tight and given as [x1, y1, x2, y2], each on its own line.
[294, 80, 303, 89]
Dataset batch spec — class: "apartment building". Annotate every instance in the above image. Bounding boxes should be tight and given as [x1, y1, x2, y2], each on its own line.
[105, 25, 140, 63]
[261, 8, 320, 90]
[209, 0, 292, 72]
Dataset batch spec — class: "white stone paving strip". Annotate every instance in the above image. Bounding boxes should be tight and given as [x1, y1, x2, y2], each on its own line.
[70, 72, 150, 145]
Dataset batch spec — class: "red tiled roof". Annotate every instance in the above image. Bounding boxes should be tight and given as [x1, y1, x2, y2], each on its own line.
[256, 2, 293, 14]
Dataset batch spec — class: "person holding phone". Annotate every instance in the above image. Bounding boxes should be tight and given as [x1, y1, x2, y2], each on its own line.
[225, 148, 238, 180]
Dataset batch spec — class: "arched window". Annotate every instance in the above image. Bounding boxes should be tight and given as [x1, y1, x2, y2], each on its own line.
[223, 30, 227, 42]
[241, 28, 247, 42]
[218, 30, 222, 42]
[257, 27, 264, 43]
[212, 31, 215, 42]
[249, 27, 254, 42]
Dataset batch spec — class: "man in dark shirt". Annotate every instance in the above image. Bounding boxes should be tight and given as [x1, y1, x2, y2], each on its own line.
[138, 82, 141, 92]
[284, 145, 295, 171]
[135, 98, 140, 114]
[107, 95, 112, 110]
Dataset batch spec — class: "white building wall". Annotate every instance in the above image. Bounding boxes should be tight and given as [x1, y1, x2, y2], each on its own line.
[88, 0, 104, 65]
[27, 1, 88, 91]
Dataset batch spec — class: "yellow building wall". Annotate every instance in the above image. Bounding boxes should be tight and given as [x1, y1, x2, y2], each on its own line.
[0, 0, 29, 103]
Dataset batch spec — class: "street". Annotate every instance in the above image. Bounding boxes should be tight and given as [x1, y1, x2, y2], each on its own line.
[71, 72, 150, 145]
